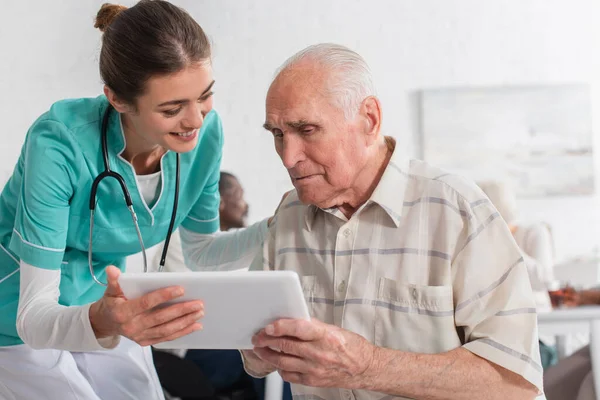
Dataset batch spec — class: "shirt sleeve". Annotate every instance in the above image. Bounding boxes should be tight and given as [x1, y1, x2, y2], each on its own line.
[16, 260, 119, 351]
[179, 112, 223, 235]
[180, 219, 268, 271]
[8, 119, 80, 269]
[452, 197, 543, 393]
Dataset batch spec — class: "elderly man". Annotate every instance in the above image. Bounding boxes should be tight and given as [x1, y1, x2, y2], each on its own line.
[242, 44, 543, 400]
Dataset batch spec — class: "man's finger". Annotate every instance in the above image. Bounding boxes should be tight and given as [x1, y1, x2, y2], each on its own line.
[265, 319, 325, 341]
[253, 346, 309, 373]
[278, 370, 303, 385]
[252, 335, 297, 355]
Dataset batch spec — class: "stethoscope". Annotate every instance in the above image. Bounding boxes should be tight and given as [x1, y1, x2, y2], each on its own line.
[88, 105, 180, 286]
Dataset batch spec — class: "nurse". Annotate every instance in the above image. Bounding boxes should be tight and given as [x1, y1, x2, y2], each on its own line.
[0, 1, 268, 399]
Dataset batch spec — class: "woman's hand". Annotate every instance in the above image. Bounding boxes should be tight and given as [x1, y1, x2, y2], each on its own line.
[89, 266, 204, 346]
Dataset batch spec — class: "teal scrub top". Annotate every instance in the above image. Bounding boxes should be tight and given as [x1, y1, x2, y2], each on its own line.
[0, 95, 223, 346]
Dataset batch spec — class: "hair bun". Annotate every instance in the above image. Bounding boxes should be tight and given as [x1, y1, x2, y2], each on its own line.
[94, 3, 128, 32]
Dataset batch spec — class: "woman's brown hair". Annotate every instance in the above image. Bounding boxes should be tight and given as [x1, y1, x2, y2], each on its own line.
[95, 0, 211, 105]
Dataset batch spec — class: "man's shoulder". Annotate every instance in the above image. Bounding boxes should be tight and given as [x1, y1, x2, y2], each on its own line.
[406, 159, 487, 205]
[275, 190, 308, 214]
[268, 190, 313, 229]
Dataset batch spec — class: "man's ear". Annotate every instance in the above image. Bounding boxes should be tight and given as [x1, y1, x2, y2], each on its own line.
[103, 85, 134, 114]
[360, 96, 382, 144]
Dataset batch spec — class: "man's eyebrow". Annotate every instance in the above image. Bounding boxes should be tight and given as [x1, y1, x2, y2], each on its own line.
[286, 120, 312, 129]
[263, 120, 315, 131]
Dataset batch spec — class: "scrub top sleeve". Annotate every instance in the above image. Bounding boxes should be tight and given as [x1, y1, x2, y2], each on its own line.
[9, 119, 80, 270]
[180, 113, 223, 235]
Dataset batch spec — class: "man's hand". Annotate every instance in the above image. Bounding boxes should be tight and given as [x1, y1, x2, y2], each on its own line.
[250, 318, 376, 389]
[89, 266, 204, 346]
[241, 349, 277, 377]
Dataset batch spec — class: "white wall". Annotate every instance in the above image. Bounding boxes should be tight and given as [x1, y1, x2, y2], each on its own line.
[1, 0, 599, 263]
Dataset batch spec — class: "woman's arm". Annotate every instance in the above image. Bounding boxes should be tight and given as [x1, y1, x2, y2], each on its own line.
[180, 219, 268, 271]
[16, 261, 120, 351]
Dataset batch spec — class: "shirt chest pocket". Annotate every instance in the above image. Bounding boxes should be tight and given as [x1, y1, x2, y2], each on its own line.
[300, 275, 332, 322]
[374, 278, 461, 353]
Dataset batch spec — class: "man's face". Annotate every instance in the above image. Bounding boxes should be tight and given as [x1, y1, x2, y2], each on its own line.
[263, 64, 370, 209]
[219, 176, 248, 230]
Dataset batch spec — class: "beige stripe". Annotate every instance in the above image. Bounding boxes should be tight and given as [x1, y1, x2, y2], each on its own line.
[306, 297, 454, 317]
[470, 198, 490, 208]
[403, 197, 470, 218]
[456, 257, 523, 311]
[458, 212, 500, 253]
[479, 338, 543, 372]
[495, 308, 537, 316]
[278, 247, 451, 260]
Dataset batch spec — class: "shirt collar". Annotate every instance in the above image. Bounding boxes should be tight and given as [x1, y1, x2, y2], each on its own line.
[304, 136, 410, 231]
[368, 137, 410, 227]
[304, 204, 345, 232]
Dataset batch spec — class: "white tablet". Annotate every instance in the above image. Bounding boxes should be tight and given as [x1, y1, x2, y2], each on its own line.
[118, 270, 310, 349]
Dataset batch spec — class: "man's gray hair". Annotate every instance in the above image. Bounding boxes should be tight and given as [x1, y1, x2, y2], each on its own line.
[275, 43, 376, 120]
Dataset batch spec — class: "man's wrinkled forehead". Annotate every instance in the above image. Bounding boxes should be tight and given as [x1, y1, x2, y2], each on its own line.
[266, 68, 329, 116]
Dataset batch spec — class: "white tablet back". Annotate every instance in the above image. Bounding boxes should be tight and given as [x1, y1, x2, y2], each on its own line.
[118, 270, 310, 349]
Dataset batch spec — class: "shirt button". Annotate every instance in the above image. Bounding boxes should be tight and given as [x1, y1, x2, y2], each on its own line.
[338, 280, 347, 292]
[412, 288, 418, 300]
[343, 228, 351, 237]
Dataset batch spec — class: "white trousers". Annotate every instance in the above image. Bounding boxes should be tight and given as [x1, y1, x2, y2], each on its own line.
[0, 338, 164, 400]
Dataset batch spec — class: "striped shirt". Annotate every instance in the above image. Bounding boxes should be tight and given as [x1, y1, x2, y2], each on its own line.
[250, 138, 543, 400]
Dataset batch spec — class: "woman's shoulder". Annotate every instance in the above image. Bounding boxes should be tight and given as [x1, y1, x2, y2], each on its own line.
[28, 96, 107, 144]
[39, 96, 107, 131]
[23, 96, 107, 166]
